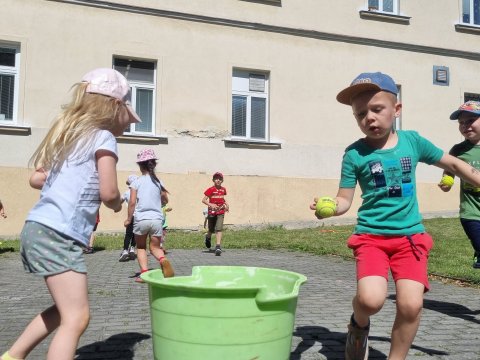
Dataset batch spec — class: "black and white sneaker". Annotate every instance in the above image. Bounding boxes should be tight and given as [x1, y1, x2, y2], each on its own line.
[128, 247, 136, 260]
[205, 235, 211, 249]
[119, 250, 130, 262]
[473, 252, 480, 269]
[215, 246, 222, 256]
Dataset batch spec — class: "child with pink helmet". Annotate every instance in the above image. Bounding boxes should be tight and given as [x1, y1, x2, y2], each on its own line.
[124, 148, 174, 282]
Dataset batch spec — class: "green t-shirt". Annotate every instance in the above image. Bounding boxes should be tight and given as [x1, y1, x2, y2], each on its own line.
[340, 130, 444, 235]
[449, 140, 480, 220]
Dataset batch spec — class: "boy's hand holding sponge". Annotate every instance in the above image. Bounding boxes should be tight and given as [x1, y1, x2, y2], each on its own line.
[314, 197, 337, 219]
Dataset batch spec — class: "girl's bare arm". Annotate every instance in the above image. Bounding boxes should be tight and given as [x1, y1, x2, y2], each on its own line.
[97, 150, 122, 212]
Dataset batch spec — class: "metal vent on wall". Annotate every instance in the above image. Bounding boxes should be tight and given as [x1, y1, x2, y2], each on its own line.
[433, 66, 449, 86]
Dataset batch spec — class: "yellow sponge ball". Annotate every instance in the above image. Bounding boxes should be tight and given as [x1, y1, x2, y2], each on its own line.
[315, 197, 337, 218]
[440, 175, 454, 187]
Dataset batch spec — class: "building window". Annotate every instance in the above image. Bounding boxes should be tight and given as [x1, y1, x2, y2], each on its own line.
[0, 44, 20, 123]
[113, 58, 156, 135]
[368, 0, 398, 14]
[462, 0, 480, 25]
[465, 92, 480, 102]
[394, 85, 402, 130]
[232, 69, 269, 141]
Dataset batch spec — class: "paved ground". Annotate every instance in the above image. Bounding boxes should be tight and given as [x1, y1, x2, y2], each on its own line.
[1, 248, 479, 359]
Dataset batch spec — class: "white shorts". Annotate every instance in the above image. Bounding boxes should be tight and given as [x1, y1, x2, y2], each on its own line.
[133, 219, 164, 237]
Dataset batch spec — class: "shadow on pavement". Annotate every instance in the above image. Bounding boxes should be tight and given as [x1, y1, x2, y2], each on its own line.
[75, 332, 150, 360]
[0, 247, 15, 254]
[291, 326, 386, 360]
[389, 294, 480, 325]
[291, 325, 448, 359]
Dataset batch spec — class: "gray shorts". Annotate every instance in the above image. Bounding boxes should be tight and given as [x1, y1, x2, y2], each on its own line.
[133, 219, 164, 237]
[20, 221, 87, 276]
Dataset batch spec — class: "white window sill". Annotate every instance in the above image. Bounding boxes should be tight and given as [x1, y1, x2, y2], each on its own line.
[117, 133, 168, 144]
[240, 0, 281, 4]
[455, 23, 480, 34]
[223, 138, 282, 149]
[0, 124, 31, 136]
[359, 10, 411, 24]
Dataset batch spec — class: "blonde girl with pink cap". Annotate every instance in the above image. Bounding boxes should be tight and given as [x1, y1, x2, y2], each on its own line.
[124, 148, 174, 282]
[1, 68, 140, 360]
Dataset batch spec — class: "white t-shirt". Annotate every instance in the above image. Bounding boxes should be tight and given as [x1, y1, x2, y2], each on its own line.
[27, 130, 118, 246]
[132, 174, 164, 222]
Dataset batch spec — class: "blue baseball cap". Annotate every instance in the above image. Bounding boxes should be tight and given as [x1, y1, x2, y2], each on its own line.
[336, 72, 398, 105]
[449, 101, 480, 120]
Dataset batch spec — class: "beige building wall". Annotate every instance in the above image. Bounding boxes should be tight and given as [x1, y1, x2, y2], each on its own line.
[0, 0, 477, 236]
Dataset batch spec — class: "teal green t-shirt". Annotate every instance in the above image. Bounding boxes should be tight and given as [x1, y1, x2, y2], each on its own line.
[449, 140, 480, 220]
[340, 130, 444, 235]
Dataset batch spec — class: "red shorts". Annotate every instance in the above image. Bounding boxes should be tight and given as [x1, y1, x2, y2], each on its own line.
[347, 233, 433, 291]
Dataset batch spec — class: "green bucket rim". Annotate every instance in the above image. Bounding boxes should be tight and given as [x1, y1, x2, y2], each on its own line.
[141, 265, 307, 304]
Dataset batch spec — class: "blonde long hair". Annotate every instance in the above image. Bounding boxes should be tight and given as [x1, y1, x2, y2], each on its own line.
[30, 82, 123, 170]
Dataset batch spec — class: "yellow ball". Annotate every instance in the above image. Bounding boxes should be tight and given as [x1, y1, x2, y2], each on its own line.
[315, 197, 337, 218]
[440, 175, 454, 187]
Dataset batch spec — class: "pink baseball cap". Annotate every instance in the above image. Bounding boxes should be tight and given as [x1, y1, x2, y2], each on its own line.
[136, 148, 157, 163]
[82, 68, 141, 123]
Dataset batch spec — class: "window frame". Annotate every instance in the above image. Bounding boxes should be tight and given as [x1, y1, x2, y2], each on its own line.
[464, 92, 480, 102]
[394, 85, 402, 130]
[231, 69, 270, 142]
[0, 43, 20, 124]
[461, 0, 480, 26]
[113, 57, 157, 136]
[367, 0, 399, 14]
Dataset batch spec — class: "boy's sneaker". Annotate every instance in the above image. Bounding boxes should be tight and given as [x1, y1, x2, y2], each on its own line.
[473, 253, 480, 269]
[83, 246, 94, 254]
[205, 235, 211, 249]
[160, 258, 175, 278]
[215, 246, 222, 256]
[345, 314, 369, 360]
[128, 247, 136, 260]
[119, 250, 130, 262]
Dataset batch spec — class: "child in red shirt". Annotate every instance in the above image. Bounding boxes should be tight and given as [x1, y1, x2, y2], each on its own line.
[202, 172, 229, 256]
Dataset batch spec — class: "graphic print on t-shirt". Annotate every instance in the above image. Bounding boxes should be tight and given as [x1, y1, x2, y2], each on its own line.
[369, 157, 413, 198]
[369, 161, 386, 188]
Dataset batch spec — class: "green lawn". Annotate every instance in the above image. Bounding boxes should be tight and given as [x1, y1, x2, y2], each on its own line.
[2, 217, 480, 285]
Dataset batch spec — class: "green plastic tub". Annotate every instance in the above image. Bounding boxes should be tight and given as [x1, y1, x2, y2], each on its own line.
[141, 266, 307, 360]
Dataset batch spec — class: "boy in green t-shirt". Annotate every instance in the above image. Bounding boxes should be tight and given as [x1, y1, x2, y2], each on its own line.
[311, 72, 480, 360]
[439, 101, 480, 269]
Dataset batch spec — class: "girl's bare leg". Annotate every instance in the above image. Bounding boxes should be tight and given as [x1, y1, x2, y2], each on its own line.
[8, 271, 89, 360]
